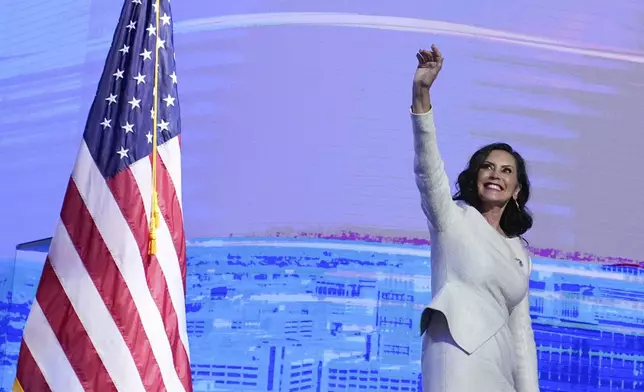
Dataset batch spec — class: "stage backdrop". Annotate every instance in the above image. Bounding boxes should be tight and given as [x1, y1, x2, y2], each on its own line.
[1, 1, 643, 391]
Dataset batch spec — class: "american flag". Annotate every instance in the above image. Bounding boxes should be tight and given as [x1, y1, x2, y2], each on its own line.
[13, 0, 192, 391]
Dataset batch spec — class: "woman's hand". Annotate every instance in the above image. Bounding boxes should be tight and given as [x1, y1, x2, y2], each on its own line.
[412, 45, 443, 114]
[413, 45, 444, 89]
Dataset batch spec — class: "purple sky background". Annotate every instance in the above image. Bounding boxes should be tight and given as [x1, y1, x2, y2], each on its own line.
[1, 0, 643, 262]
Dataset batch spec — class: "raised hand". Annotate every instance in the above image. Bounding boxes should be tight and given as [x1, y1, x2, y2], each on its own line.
[413, 45, 444, 90]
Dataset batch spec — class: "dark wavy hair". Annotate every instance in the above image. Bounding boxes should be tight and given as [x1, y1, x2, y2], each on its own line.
[452, 143, 533, 238]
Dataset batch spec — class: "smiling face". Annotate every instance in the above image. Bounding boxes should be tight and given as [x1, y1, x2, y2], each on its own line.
[476, 149, 521, 208]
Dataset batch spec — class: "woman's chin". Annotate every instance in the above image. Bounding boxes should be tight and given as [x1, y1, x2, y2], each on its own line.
[479, 196, 510, 208]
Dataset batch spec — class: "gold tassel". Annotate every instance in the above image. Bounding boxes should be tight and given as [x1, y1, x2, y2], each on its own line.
[148, 0, 162, 256]
[148, 191, 160, 255]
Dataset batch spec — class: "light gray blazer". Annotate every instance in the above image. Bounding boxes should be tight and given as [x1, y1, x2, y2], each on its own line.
[412, 109, 539, 392]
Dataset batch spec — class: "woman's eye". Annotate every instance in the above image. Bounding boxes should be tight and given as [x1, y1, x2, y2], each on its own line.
[503, 168, 512, 174]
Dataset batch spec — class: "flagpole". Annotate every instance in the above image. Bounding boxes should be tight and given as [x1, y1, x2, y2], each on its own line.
[149, 0, 162, 256]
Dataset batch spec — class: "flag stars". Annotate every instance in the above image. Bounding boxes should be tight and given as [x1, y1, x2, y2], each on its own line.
[140, 49, 152, 61]
[117, 147, 129, 159]
[100, 118, 111, 129]
[82, 3, 180, 175]
[160, 13, 171, 25]
[128, 97, 141, 109]
[158, 119, 170, 132]
[146, 24, 156, 36]
[133, 73, 146, 84]
[122, 122, 135, 133]
[163, 94, 176, 107]
[106, 94, 117, 105]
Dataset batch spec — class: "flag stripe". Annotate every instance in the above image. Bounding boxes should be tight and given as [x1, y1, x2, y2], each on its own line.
[147, 143, 189, 345]
[49, 217, 148, 392]
[15, 337, 54, 392]
[156, 144, 188, 294]
[153, 170, 192, 385]
[123, 156, 186, 309]
[129, 152, 191, 377]
[131, 146, 188, 348]
[158, 136, 183, 208]
[147, 256, 193, 391]
[72, 141, 185, 392]
[112, 156, 191, 391]
[36, 260, 116, 391]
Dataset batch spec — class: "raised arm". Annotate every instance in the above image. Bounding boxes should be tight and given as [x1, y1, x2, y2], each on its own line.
[411, 45, 459, 231]
[509, 258, 540, 392]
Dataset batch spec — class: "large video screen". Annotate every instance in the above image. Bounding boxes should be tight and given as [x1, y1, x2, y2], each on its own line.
[1, 1, 643, 391]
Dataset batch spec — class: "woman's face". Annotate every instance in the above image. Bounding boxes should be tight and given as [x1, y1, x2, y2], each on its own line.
[476, 150, 520, 207]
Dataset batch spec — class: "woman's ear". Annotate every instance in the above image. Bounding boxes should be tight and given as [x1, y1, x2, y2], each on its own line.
[513, 185, 521, 200]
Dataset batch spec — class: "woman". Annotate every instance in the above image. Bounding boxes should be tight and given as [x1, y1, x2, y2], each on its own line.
[411, 45, 540, 392]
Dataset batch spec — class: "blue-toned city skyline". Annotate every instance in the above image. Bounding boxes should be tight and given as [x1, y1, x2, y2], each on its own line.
[1, 237, 643, 391]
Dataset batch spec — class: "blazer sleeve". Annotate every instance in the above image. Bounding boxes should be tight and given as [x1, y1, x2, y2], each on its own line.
[509, 257, 540, 392]
[410, 109, 460, 231]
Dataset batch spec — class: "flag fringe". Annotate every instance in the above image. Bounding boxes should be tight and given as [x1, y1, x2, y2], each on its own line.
[13, 379, 25, 392]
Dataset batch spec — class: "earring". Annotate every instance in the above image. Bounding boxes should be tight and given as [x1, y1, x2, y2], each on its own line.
[514, 198, 520, 210]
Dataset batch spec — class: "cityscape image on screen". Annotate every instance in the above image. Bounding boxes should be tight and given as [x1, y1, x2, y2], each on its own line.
[1, 237, 643, 392]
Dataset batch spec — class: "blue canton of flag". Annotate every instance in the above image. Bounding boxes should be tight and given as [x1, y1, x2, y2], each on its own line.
[87, 0, 180, 179]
